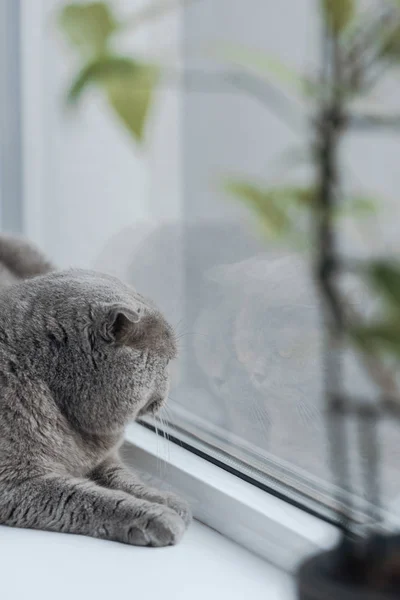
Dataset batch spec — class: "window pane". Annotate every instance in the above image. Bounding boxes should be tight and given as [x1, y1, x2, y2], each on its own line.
[14, 0, 400, 526]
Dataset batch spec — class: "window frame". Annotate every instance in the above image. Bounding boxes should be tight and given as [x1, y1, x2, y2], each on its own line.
[124, 422, 339, 569]
[0, 0, 23, 233]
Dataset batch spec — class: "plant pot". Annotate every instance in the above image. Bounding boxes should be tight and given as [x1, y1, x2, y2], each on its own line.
[297, 535, 400, 600]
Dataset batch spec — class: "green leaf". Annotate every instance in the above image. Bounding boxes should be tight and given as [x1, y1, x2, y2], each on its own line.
[380, 23, 400, 62]
[224, 181, 316, 239]
[106, 63, 159, 141]
[67, 56, 159, 141]
[351, 323, 400, 358]
[225, 175, 376, 227]
[337, 195, 376, 218]
[67, 55, 142, 103]
[59, 2, 117, 58]
[214, 43, 314, 97]
[348, 196, 376, 214]
[321, 0, 355, 33]
[224, 181, 291, 236]
[368, 261, 400, 309]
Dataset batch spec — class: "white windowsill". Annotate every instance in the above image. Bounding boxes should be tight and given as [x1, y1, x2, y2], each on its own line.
[0, 423, 338, 600]
[0, 521, 294, 600]
[124, 422, 340, 571]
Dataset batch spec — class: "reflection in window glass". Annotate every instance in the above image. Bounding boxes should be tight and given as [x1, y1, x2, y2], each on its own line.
[16, 0, 400, 524]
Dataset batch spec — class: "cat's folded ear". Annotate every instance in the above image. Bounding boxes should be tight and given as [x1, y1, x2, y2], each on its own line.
[98, 303, 142, 343]
[94, 302, 177, 357]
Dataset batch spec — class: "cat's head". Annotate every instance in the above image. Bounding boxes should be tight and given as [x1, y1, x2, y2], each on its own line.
[202, 253, 362, 401]
[5, 269, 177, 434]
[232, 255, 321, 396]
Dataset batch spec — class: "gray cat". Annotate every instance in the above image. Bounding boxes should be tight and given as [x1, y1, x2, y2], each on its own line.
[0, 235, 191, 546]
[192, 254, 325, 452]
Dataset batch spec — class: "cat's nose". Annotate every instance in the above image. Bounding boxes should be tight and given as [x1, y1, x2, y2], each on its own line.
[140, 393, 165, 416]
[149, 394, 165, 413]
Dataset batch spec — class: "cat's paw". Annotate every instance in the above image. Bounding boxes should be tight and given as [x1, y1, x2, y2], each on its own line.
[163, 492, 192, 527]
[137, 506, 186, 547]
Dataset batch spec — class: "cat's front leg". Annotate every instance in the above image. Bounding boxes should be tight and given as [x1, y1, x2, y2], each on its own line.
[0, 474, 185, 546]
[90, 457, 192, 527]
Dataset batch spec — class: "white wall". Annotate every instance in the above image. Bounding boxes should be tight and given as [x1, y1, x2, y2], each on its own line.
[20, 0, 182, 269]
[178, 0, 400, 259]
[21, 0, 400, 270]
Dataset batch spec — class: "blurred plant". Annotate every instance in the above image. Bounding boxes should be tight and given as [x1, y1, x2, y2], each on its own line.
[222, 1, 400, 404]
[212, 2, 400, 593]
[220, 0, 400, 592]
[58, 1, 194, 141]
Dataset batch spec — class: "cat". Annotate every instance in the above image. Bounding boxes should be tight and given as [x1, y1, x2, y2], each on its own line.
[194, 252, 375, 479]
[96, 220, 267, 424]
[99, 223, 326, 451]
[192, 253, 326, 454]
[0, 235, 191, 546]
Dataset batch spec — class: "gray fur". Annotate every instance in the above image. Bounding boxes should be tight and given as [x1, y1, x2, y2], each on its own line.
[0, 236, 191, 546]
[0, 233, 54, 283]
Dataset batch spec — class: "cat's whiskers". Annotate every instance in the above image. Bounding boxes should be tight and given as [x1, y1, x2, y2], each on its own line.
[175, 342, 191, 352]
[161, 412, 171, 468]
[153, 420, 162, 480]
[155, 418, 169, 481]
[256, 400, 271, 431]
[175, 331, 209, 341]
[161, 405, 174, 461]
[175, 330, 210, 354]
[152, 411, 171, 480]
[296, 400, 322, 429]
[249, 397, 271, 437]
[173, 318, 184, 333]
[157, 414, 166, 475]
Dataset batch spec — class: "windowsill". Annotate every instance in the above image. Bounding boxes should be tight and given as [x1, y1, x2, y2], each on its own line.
[124, 422, 339, 570]
[0, 521, 295, 600]
[0, 423, 337, 600]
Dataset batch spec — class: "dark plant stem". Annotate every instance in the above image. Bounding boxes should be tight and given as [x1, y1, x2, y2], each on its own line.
[315, 18, 353, 537]
[315, 14, 386, 555]
[358, 406, 381, 530]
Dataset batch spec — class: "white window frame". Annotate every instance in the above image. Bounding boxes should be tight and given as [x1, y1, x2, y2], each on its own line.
[124, 422, 339, 569]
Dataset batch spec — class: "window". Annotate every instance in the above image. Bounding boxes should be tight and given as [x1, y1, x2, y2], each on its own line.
[14, 0, 400, 550]
[131, 0, 400, 528]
